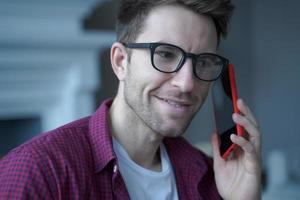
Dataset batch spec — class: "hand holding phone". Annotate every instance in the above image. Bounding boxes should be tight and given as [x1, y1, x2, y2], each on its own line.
[212, 63, 245, 159]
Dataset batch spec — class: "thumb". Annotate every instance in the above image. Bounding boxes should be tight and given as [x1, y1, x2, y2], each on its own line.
[211, 132, 223, 167]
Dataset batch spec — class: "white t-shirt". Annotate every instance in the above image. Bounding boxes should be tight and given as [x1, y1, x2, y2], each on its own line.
[112, 138, 179, 200]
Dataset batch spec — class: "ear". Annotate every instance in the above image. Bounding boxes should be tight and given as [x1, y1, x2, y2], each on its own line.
[110, 42, 128, 81]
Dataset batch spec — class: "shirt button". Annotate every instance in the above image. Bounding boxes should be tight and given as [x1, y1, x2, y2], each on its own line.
[113, 165, 118, 173]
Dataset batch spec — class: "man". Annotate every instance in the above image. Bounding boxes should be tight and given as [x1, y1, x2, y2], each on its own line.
[0, 0, 262, 199]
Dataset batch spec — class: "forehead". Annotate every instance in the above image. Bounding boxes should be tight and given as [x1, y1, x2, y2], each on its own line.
[136, 5, 218, 53]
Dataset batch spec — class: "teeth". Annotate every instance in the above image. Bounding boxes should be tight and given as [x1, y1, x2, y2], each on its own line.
[163, 99, 182, 107]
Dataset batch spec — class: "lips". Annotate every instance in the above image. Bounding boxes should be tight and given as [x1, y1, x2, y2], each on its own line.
[162, 99, 183, 108]
[158, 97, 192, 108]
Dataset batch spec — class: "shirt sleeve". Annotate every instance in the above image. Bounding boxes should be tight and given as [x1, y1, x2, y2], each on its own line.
[0, 150, 54, 200]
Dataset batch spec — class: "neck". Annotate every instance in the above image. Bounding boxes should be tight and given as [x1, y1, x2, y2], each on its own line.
[109, 95, 164, 171]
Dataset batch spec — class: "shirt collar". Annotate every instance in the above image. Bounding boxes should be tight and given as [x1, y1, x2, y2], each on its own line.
[89, 99, 116, 173]
[164, 137, 208, 174]
[164, 137, 210, 198]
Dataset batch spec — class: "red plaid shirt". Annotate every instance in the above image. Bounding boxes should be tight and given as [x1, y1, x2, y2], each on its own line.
[0, 99, 221, 200]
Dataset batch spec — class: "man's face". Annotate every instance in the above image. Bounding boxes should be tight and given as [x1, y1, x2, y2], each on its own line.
[122, 5, 218, 137]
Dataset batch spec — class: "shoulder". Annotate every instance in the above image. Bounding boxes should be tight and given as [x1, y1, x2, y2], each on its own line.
[0, 116, 93, 180]
[0, 116, 95, 198]
[9, 116, 91, 160]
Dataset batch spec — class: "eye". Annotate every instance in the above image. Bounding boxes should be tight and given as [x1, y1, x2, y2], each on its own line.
[197, 59, 208, 67]
[155, 50, 176, 59]
[197, 57, 215, 68]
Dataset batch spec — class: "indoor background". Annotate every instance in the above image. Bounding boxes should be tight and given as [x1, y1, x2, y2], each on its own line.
[0, 0, 299, 199]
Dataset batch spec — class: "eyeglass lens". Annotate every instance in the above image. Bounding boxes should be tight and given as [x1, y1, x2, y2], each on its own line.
[153, 45, 183, 72]
[153, 44, 223, 80]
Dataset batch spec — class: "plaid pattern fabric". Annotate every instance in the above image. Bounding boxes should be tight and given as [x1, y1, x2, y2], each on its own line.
[0, 99, 221, 199]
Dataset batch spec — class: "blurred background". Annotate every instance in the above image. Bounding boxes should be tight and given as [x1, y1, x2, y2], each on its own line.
[0, 0, 299, 199]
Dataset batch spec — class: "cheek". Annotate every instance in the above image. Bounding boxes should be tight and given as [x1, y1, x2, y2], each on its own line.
[195, 81, 211, 101]
[127, 56, 170, 92]
[199, 82, 211, 94]
[124, 62, 154, 98]
[127, 57, 150, 84]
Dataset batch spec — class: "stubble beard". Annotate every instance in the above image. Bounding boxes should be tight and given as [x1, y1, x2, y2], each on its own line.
[123, 78, 196, 138]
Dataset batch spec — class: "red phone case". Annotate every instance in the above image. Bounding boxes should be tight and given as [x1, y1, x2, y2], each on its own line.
[222, 64, 245, 159]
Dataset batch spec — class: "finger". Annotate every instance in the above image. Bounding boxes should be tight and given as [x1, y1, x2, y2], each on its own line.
[230, 134, 255, 154]
[233, 113, 260, 139]
[233, 113, 261, 151]
[211, 132, 224, 166]
[231, 134, 261, 172]
[237, 99, 259, 128]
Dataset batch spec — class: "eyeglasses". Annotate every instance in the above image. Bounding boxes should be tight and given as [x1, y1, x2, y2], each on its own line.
[123, 42, 229, 82]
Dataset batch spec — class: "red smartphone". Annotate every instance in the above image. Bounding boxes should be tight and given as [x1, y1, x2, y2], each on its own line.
[212, 63, 244, 160]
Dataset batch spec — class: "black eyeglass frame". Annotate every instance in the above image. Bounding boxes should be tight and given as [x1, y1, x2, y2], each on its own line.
[123, 42, 229, 82]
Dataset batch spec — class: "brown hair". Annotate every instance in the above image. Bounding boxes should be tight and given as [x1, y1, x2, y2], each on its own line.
[116, 0, 234, 45]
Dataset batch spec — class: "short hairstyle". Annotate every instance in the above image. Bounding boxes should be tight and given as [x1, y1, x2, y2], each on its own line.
[116, 0, 234, 45]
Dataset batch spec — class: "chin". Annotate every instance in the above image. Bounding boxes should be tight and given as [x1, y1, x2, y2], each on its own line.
[158, 125, 189, 138]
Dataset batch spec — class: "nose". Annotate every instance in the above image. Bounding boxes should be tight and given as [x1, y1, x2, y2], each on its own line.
[170, 59, 195, 93]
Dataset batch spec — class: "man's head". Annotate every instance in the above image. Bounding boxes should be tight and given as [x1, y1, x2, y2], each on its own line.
[116, 0, 234, 45]
[110, 0, 234, 138]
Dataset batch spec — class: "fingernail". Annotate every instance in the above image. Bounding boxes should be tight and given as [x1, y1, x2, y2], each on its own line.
[230, 134, 237, 140]
[238, 99, 243, 105]
[232, 113, 239, 120]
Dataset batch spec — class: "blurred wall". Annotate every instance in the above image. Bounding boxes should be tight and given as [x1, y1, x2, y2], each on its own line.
[0, 0, 115, 155]
[251, 0, 300, 152]
[251, 0, 300, 180]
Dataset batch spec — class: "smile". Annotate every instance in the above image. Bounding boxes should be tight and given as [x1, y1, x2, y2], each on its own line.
[156, 97, 193, 113]
[161, 98, 189, 108]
